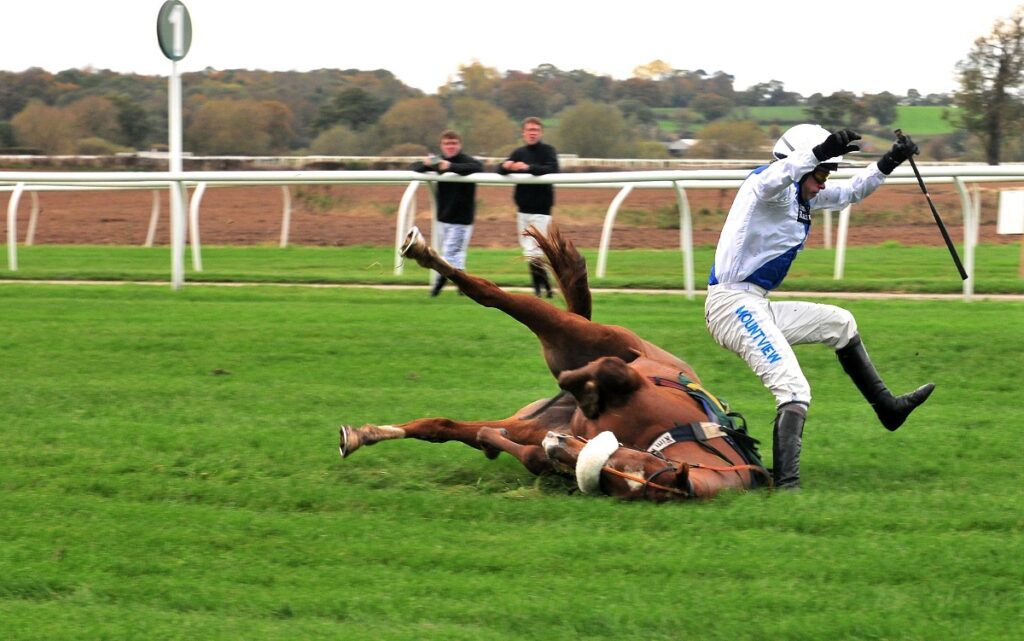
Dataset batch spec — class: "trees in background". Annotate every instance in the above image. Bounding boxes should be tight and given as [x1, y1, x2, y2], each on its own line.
[308, 125, 362, 155]
[0, 46, 1010, 159]
[447, 97, 516, 156]
[551, 101, 635, 158]
[374, 97, 448, 153]
[313, 87, 390, 133]
[11, 100, 78, 154]
[185, 99, 295, 155]
[955, 4, 1024, 164]
[686, 121, 767, 159]
[497, 79, 551, 121]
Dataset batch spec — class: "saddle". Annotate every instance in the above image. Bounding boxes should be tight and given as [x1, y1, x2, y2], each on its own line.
[649, 373, 765, 474]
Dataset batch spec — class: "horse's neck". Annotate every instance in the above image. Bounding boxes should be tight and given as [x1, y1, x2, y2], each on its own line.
[635, 342, 696, 379]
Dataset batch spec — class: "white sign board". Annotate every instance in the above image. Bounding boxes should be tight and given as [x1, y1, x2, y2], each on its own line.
[997, 190, 1024, 235]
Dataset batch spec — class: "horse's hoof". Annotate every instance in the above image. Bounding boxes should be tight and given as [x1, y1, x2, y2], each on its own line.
[339, 425, 360, 459]
[401, 227, 429, 262]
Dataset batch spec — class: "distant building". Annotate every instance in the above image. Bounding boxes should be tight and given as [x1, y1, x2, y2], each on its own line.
[667, 139, 696, 157]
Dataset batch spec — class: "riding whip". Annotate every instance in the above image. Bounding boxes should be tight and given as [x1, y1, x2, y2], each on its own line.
[894, 129, 969, 280]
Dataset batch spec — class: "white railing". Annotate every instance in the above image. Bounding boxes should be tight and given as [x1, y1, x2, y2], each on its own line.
[3, 165, 1024, 298]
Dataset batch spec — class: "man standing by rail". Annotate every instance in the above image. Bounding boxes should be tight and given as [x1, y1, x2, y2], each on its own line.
[411, 129, 483, 296]
[704, 124, 935, 489]
[498, 117, 559, 297]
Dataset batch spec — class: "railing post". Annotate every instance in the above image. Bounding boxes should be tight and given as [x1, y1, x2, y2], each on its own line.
[394, 181, 421, 275]
[188, 182, 207, 272]
[834, 205, 852, 280]
[597, 184, 633, 278]
[279, 185, 291, 248]
[953, 177, 975, 301]
[145, 190, 161, 247]
[672, 181, 695, 299]
[170, 181, 187, 290]
[427, 182, 440, 285]
[24, 191, 40, 246]
[6, 182, 24, 270]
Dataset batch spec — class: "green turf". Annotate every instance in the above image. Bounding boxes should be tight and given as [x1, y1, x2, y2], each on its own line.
[2, 242, 1021, 295]
[653, 105, 958, 139]
[0, 283, 1021, 640]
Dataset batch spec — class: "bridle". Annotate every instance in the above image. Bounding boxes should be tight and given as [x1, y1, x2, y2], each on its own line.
[573, 434, 772, 500]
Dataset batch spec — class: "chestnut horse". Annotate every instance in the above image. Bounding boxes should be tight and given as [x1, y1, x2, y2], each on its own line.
[338, 224, 769, 500]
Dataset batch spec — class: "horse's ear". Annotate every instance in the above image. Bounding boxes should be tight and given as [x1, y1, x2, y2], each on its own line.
[578, 380, 602, 419]
[558, 368, 603, 419]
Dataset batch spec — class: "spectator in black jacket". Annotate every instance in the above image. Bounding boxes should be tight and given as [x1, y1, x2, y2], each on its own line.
[411, 130, 483, 296]
[498, 117, 559, 297]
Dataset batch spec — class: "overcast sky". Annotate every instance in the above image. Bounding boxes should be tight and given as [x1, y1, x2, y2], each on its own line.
[2, 1, 1021, 97]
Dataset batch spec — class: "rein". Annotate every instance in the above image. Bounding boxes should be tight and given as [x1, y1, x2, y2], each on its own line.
[600, 464, 689, 498]
[574, 434, 772, 497]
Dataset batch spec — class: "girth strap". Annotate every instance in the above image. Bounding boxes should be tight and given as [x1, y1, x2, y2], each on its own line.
[647, 422, 727, 455]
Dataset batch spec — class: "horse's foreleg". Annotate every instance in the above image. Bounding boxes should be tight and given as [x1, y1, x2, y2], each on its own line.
[339, 416, 552, 459]
[339, 424, 406, 458]
[477, 427, 558, 475]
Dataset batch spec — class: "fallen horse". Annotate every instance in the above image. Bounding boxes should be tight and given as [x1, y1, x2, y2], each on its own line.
[339, 224, 770, 500]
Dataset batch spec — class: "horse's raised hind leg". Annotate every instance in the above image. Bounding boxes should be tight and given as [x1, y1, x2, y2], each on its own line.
[400, 226, 648, 378]
[401, 227, 457, 277]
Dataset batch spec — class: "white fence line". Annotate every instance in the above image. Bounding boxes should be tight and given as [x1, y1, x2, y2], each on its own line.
[4, 165, 1024, 298]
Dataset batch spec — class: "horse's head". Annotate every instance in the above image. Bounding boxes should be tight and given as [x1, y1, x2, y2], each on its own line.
[557, 356, 708, 445]
[557, 356, 644, 419]
[543, 430, 693, 501]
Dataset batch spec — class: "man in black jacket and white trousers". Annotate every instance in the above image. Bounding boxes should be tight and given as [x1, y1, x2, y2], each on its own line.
[411, 129, 484, 296]
[498, 117, 559, 297]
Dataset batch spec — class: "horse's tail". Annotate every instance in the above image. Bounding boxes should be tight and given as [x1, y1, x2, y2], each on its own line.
[525, 223, 592, 320]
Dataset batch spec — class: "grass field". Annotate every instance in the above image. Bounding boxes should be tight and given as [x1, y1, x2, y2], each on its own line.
[654, 105, 958, 139]
[1, 281, 1022, 640]
[2, 242, 1021, 295]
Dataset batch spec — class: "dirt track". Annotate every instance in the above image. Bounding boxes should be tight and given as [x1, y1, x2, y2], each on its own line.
[1, 182, 1018, 249]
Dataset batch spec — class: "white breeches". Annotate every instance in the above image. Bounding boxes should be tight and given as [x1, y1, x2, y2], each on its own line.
[516, 213, 551, 258]
[704, 283, 858, 408]
[437, 222, 473, 271]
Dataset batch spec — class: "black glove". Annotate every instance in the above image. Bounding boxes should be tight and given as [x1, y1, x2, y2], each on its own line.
[877, 136, 920, 175]
[813, 129, 861, 162]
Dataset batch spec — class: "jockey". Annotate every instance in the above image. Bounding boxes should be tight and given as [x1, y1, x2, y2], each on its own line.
[704, 124, 934, 489]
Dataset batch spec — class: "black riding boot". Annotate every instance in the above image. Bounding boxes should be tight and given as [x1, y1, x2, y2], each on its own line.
[772, 403, 806, 489]
[836, 335, 935, 432]
[529, 262, 552, 298]
[430, 276, 447, 297]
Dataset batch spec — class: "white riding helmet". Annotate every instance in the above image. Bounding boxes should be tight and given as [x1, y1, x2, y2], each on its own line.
[772, 123, 843, 166]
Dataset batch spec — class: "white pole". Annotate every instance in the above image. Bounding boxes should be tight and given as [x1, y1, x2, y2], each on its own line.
[170, 181, 185, 290]
[279, 186, 291, 248]
[6, 183, 24, 270]
[169, 57, 185, 289]
[145, 190, 160, 247]
[188, 182, 207, 271]
[25, 191, 40, 246]
[597, 184, 633, 278]
[834, 205, 852, 280]
[673, 181, 695, 299]
[394, 181, 421, 275]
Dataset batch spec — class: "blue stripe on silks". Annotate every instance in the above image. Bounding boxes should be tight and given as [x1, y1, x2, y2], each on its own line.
[744, 243, 803, 291]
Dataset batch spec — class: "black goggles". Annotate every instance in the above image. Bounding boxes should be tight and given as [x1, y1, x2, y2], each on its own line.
[810, 167, 831, 185]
